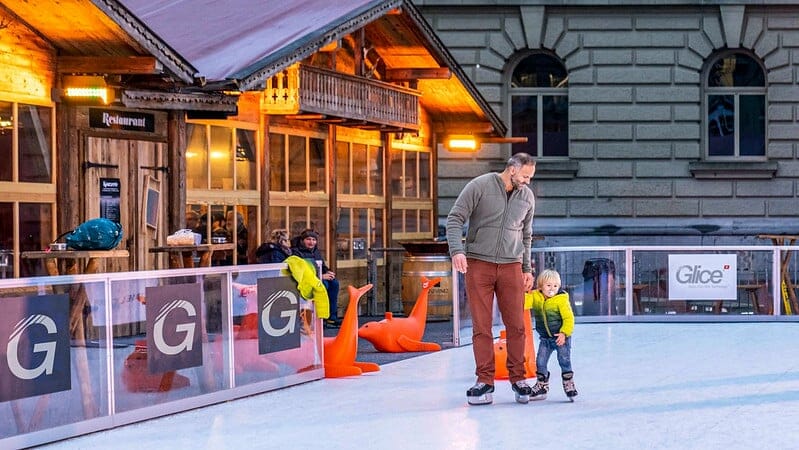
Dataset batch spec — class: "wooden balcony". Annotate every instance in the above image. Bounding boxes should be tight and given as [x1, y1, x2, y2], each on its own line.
[262, 64, 420, 131]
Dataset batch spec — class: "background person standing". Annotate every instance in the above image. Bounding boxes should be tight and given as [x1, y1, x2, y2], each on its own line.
[446, 152, 537, 405]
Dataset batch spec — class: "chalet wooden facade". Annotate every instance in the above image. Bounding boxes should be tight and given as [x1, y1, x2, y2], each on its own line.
[0, 0, 505, 314]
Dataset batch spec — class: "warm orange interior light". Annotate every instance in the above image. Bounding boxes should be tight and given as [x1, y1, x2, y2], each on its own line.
[446, 135, 478, 152]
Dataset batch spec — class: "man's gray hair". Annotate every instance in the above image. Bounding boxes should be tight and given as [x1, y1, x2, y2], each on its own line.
[506, 152, 536, 169]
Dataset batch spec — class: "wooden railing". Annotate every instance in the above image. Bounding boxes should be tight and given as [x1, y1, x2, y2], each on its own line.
[262, 63, 420, 130]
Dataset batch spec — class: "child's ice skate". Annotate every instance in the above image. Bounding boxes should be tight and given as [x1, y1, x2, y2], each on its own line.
[562, 371, 578, 401]
[466, 382, 494, 405]
[511, 380, 532, 404]
[530, 372, 549, 401]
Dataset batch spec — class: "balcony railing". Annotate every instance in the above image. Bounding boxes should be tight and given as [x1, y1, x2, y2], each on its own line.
[262, 64, 420, 130]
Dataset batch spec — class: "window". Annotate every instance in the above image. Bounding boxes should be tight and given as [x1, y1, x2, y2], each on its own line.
[268, 132, 325, 192]
[186, 123, 257, 190]
[186, 122, 259, 265]
[509, 53, 569, 157]
[187, 203, 254, 265]
[335, 135, 384, 262]
[390, 144, 433, 239]
[0, 101, 56, 277]
[268, 128, 330, 259]
[705, 52, 766, 158]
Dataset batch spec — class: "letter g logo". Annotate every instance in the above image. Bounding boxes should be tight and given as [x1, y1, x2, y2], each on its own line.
[153, 300, 196, 355]
[6, 315, 58, 380]
[261, 290, 298, 337]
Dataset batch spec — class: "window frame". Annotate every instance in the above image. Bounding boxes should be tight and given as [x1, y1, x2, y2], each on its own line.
[0, 98, 57, 278]
[390, 142, 434, 240]
[703, 51, 767, 160]
[268, 126, 331, 263]
[334, 131, 385, 265]
[507, 52, 569, 159]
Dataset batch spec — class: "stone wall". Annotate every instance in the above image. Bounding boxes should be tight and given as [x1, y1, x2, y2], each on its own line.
[416, 2, 799, 245]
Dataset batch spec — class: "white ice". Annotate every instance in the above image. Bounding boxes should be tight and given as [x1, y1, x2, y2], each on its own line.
[40, 322, 799, 449]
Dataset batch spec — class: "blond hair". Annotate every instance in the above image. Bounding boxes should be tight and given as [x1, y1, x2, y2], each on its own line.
[270, 229, 289, 244]
[537, 269, 562, 289]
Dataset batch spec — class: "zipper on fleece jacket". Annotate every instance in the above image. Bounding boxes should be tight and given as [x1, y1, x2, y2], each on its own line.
[494, 179, 515, 260]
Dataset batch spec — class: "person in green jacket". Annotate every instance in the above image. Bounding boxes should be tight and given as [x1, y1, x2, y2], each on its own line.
[525, 269, 578, 401]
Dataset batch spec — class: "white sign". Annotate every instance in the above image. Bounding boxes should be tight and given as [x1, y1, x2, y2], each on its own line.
[668, 254, 737, 300]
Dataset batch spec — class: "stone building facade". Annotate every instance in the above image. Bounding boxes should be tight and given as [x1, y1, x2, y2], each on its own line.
[415, 1, 799, 246]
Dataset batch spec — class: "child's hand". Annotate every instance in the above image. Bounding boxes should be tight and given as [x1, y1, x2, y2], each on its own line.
[555, 333, 566, 346]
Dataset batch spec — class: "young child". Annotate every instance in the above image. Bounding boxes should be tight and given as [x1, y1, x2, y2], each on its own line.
[524, 269, 578, 401]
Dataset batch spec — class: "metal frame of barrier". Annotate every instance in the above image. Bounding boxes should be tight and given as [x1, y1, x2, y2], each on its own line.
[0, 263, 324, 448]
[452, 245, 799, 347]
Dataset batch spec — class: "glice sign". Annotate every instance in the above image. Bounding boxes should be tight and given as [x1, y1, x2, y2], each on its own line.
[668, 254, 737, 300]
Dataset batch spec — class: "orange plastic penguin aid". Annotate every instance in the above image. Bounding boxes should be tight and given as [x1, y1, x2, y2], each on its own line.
[323, 284, 381, 378]
[358, 276, 442, 353]
[493, 308, 536, 380]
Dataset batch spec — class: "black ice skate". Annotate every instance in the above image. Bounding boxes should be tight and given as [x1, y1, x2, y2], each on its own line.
[530, 372, 549, 401]
[466, 382, 494, 405]
[511, 380, 532, 404]
[562, 371, 578, 401]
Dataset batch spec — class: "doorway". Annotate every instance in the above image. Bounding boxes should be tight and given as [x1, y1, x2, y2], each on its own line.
[84, 136, 166, 272]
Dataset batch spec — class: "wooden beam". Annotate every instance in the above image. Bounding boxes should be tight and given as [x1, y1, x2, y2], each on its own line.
[482, 136, 528, 144]
[285, 114, 325, 120]
[58, 56, 162, 75]
[434, 122, 494, 134]
[385, 68, 451, 81]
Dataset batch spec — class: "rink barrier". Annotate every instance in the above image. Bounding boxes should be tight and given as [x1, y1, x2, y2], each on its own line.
[0, 263, 324, 449]
[452, 245, 799, 347]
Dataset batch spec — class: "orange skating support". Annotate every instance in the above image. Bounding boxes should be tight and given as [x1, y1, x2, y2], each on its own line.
[121, 340, 191, 392]
[324, 284, 381, 378]
[358, 276, 442, 353]
[493, 311, 536, 380]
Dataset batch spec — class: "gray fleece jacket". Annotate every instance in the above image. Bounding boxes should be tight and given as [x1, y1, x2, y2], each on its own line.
[445, 172, 535, 273]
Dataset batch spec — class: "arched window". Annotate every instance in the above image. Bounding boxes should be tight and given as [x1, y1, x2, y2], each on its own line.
[705, 52, 766, 158]
[509, 53, 568, 157]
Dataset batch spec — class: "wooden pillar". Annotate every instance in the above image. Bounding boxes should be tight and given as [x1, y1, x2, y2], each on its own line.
[167, 110, 186, 232]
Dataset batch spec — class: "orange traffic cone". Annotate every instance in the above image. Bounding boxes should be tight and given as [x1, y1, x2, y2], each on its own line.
[494, 312, 536, 380]
[323, 284, 380, 378]
[358, 276, 442, 353]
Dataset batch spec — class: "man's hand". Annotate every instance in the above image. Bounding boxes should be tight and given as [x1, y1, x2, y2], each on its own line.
[452, 253, 468, 274]
[322, 271, 335, 281]
[522, 272, 534, 291]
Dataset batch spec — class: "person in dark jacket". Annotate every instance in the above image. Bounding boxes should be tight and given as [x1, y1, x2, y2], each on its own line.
[255, 229, 292, 264]
[291, 228, 340, 328]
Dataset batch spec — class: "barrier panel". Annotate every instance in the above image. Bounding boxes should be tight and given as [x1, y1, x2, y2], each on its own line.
[0, 264, 324, 448]
[452, 245, 799, 347]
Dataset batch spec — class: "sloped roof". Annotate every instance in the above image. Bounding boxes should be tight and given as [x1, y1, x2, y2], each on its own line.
[118, 0, 505, 135]
[1, 0, 196, 82]
[120, 0, 385, 83]
[1, 0, 505, 135]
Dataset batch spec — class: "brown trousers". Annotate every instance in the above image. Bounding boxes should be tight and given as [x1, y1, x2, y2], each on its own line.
[465, 258, 526, 384]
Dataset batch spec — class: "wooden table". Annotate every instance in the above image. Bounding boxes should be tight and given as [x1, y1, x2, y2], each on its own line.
[713, 283, 767, 314]
[757, 234, 799, 314]
[619, 283, 647, 314]
[149, 243, 235, 268]
[18, 249, 129, 427]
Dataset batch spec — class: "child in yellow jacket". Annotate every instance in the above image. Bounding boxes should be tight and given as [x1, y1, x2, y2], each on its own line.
[524, 269, 578, 401]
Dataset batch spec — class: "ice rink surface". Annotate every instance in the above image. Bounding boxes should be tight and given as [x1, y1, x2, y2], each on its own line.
[40, 322, 799, 449]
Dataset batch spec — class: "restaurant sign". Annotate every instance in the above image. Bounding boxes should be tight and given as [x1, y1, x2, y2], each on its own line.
[89, 108, 155, 132]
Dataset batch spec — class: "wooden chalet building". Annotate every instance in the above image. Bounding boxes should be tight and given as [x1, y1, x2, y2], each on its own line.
[0, 0, 505, 315]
